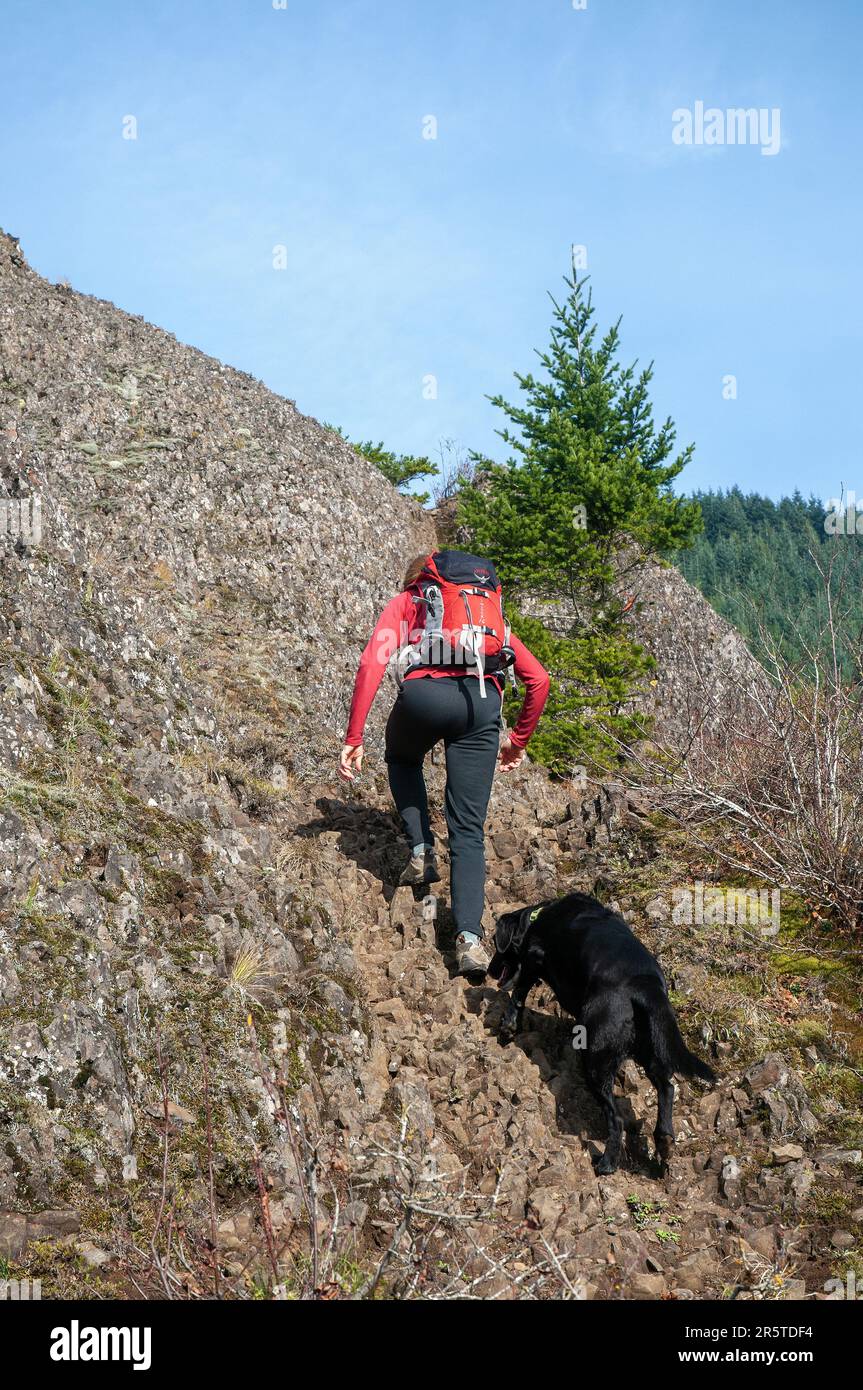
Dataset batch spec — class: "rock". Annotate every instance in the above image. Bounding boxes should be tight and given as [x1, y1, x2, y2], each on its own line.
[371, 998, 410, 1028]
[742, 1226, 779, 1259]
[0, 953, 21, 1002]
[388, 1071, 435, 1142]
[830, 1231, 856, 1250]
[491, 831, 520, 860]
[389, 888, 418, 937]
[630, 1272, 668, 1298]
[318, 979, 354, 1021]
[698, 1091, 722, 1130]
[675, 1249, 719, 1294]
[721, 1169, 743, 1206]
[0, 1209, 80, 1259]
[771, 1143, 804, 1164]
[618, 1060, 643, 1095]
[75, 1240, 112, 1268]
[60, 879, 105, 930]
[745, 1054, 789, 1094]
[787, 1158, 815, 1205]
[716, 1098, 741, 1135]
[527, 1187, 567, 1231]
[743, 1055, 819, 1141]
[145, 1101, 196, 1126]
[815, 1148, 862, 1169]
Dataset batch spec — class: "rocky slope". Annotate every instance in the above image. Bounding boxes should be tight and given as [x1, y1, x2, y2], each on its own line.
[1, 229, 860, 1299]
[618, 555, 768, 745]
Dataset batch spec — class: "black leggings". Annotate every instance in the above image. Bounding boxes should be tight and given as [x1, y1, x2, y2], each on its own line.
[385, 675, 502, 938]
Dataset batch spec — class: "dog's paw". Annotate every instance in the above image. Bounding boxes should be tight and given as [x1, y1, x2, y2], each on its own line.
[654, 1134, 674, 1175]
[593, 1152, 617, 1177]
[498, 1009, 519, 1042]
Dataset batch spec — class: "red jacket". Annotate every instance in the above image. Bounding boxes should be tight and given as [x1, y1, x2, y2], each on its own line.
[345, 588, 550, 749]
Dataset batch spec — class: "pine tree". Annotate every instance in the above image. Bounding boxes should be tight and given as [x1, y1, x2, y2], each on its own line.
[354, 440, 439, 505]
[675, 488, 863, 673]
[457, 274, 702, 773]
[324, 425, 440, 504]
[460, 276, 700, 614]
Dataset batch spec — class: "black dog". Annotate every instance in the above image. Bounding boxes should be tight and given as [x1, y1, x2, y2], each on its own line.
[488, 892, 716, 1175]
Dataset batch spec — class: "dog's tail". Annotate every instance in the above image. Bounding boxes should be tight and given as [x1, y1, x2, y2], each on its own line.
[632, 976, 717, 1083]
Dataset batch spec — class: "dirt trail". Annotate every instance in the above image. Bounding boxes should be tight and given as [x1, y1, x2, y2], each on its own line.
[287, 770, 837, 1301]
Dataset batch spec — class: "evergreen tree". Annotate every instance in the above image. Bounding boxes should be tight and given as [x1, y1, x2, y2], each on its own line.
[324, 425, 439, 504]
[354, 439, 439, 504]
[456, 275, 702, 773]
[674, 489, 863, 673]
[461, 277, 701, 617]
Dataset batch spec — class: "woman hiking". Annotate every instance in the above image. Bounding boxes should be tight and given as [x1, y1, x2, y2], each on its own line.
[338, 550, 550, 980]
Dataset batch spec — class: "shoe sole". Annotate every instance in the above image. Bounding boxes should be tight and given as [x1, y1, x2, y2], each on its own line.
[399, 868, 442, 887]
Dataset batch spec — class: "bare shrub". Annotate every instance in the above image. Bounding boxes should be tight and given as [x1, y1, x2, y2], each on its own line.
[430, 438, 484, 507]
[250, 1040, 589, 1301]
[629, 550, 863, 931]
[345, 1120, 588, 1301]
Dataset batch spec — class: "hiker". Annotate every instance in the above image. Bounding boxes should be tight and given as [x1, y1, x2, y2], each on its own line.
[338, 550, 550, 978]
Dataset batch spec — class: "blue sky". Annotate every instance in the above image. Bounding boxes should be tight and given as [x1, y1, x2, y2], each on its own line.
[2, 0, 861, 501]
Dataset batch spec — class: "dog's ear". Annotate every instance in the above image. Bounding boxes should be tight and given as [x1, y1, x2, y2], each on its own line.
[497, 905, 537, 955]
[496, 901, 552, 953]
[494, 911, 518, 955]
[513, 904, 540, 951]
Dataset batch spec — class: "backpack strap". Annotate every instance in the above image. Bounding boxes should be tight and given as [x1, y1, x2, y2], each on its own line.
[502, 620, 518, 690]
[459, 589, 487, 698]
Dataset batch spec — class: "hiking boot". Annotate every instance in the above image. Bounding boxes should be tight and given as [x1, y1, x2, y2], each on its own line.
[455, 934, 489, 980]
[399, 848, 441, 887]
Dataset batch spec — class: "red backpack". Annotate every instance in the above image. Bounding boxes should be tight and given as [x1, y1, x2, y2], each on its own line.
[401, 550, 515, 697]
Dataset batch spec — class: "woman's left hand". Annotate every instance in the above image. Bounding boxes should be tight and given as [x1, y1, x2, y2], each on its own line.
[338, 743, 364, 782]
[497, 739, 525, 774]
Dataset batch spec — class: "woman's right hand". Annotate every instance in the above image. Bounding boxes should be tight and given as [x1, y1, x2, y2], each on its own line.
[338, 743, 364, 782]
[498, 739, 525, 774]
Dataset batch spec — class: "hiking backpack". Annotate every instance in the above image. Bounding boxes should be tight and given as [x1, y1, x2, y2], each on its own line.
[397, 550, 516, 698]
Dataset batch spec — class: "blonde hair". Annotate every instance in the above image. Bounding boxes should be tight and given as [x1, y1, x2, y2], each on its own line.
[402, 553, 431, 590]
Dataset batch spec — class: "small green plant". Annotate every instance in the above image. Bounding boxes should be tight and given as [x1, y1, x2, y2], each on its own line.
[21, 873, 41, 915]
[230, 946, 267, 995]
[655, 1227, 680, 1246]
[626, 1193, 662, 1229]
[627, 1193, 680, 1246]
[248, 1269, 272, 1300]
